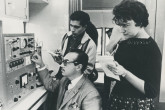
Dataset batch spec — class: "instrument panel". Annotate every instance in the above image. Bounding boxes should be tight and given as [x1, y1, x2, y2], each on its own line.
[0, 34, 38, 110]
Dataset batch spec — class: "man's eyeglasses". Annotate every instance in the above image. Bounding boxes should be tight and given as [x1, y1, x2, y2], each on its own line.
[62, 59, 78, 66]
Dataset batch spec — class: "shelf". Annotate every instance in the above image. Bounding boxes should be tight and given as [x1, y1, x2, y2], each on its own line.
[29, 0, 49, 3]
[11, 87, 47, 110]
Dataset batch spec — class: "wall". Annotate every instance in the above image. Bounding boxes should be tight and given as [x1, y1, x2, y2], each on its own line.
[84, 10, 114, 28]
[156, 0, 165, 102]
[155, 0, 165, 54]
[26, 0, 69, 71]
[160, 31, 165, 102]
[1, 0, 69, 72]
[0, 0, 24, 33]
[82, 0, 122, 28]
[27, 0, 69, 51]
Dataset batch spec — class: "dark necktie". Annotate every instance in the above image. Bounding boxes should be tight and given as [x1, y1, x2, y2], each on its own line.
[65, 80, 71, 90]
[59, 80, 72, 107]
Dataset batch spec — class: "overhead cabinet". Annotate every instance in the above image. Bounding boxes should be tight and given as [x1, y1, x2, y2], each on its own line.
[5, 0, 29, 21]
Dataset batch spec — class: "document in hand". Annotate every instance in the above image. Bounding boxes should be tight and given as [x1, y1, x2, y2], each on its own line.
[97, 56, 120, 81]
[42, 50, 60, 74]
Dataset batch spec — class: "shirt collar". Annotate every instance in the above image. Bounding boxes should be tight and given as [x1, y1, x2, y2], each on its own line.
[68, 75, 83, 90]
[72, 31, 85, 40]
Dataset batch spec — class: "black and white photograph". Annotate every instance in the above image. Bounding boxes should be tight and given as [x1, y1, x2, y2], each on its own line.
[0, 0, 165, 110]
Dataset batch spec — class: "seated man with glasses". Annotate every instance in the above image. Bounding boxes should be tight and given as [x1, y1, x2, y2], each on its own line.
[31, 49, 102, 110]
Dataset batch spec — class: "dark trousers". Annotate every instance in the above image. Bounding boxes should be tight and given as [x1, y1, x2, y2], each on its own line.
[103, 75, 115, 110]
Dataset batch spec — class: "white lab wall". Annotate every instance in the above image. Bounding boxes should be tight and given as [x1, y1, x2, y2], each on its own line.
[27, 0, 69, 51]
[0, 0, 24, 33]
[140, 0, 165, 53]
[160, 31, 165, 102]
[26, 0, 69, 71]
[144, 0, 157, 39]
[155, 0, 165, 54]
[155, 0, 165, 102]
[139, 0, 165, 103]
[2, 18, 24, 33]
[81, 0, 122, 28]
[84, 10, 114, 28]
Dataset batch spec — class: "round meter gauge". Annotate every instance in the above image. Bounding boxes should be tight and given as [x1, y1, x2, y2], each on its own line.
[20, 38, 27, 48]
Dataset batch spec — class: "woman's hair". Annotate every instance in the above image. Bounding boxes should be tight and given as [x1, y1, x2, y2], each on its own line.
[113, 0, 149, 27]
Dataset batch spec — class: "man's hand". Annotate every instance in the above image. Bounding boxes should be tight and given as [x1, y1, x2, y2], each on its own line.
[31, 53, 45, 68]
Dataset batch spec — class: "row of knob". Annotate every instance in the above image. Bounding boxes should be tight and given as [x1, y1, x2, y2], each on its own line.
[19, 51, 32, 55]
[9, 59, 24, 68]
[12, 44, 34, 52]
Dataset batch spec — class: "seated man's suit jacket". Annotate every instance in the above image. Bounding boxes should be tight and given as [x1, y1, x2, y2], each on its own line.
[38, 68, 102, 110]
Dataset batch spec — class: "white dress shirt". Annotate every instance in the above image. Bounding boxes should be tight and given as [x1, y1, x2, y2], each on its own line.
[68, 75, 83, 90]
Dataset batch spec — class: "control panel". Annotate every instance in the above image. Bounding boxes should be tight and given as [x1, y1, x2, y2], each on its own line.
[0, 33, 38, 110]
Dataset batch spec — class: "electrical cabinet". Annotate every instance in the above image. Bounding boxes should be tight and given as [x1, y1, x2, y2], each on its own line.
[0, 33, 38, 110]
[5, 0, 29, 21]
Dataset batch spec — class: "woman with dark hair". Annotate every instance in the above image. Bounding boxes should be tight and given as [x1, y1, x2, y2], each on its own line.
[106, 1, 162, 110]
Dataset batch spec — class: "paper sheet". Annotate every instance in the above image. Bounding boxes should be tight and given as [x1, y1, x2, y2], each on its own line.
[97, 56, 120, 81]
[42, 50, 60, 76]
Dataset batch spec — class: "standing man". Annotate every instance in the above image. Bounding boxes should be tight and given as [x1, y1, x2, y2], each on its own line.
[54, 11, 97, 79]
[31, 49, 102, 110]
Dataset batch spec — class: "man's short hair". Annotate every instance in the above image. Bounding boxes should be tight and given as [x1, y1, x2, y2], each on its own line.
[70, 11, 90, 27]
[113, 0, 149, 27]
[70, 49, 88, 72]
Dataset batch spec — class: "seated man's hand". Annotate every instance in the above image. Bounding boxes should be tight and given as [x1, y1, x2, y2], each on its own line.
[31, 53, 45, 67]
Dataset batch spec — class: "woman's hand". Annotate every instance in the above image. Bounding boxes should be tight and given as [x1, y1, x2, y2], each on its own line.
[106, 25, 124, 53]
[107, 61, 127, 77]
[108, 61, 145, 93]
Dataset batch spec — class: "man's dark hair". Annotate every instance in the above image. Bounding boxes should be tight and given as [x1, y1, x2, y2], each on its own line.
[70, 11, 90, 27]
[86, 21, 98, 46]
[70, 49, 88, 73]
[113, 0, 149, 27]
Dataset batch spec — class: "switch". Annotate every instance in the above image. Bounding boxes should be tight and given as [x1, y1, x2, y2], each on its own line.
[15, 80, 19, 84]
[31, 86, 34, 89]
[12, 47, 19, 51]
[28, 44, 33, 48]
[29, 73, 32, 77]
[22, 59, 24, 63]
[13, 55, 17, 58]
[12, 40, 17, 44]
[12, 62, 16, 67]
[9, 63, 13, 68]
[14, 98, 18, 102]
[33, 73, 36, 76]
[15, 61, 19, 66]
